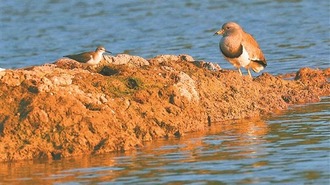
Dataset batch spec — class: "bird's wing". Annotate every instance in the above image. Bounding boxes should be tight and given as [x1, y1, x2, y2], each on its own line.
[242, 32, 267, 66]
[64, 52, 92, 63]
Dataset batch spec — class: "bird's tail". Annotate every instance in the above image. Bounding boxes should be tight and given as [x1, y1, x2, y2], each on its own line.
[250, 60, 267, 73]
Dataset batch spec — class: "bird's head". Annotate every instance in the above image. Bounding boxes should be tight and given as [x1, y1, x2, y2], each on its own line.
[96, 46, 112, 54]
[214, 22, 242, 36]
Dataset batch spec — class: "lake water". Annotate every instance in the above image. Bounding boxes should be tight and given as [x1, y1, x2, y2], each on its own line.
[0, 0, 329, 73]
[0, 0, 329, 184]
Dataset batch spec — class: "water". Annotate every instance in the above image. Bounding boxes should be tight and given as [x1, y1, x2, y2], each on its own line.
[0, 0, 329, 73]
[0, 0, 329, 184]
[0, 97, 329, 184]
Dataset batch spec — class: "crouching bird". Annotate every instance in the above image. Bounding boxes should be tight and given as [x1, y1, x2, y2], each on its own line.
[64, 46, 111, 65]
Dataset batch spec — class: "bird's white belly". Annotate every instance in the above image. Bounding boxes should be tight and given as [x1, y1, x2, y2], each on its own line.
[86, 55, 100, 65]
[225, 46, 250, 68]
[236, 46, 250, 67]
[86, 59, 97, 65]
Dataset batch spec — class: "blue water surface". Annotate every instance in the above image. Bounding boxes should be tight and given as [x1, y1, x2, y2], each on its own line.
[0, 0, 329, 73]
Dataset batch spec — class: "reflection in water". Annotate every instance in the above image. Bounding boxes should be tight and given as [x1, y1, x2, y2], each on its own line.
[1, 119, 270, 184]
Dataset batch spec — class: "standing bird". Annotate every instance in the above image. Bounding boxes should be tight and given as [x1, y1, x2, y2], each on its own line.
[64, 46, 111, 65]
[214, 22, 267, 77]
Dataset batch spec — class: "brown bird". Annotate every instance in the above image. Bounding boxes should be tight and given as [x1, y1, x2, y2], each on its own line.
[64, 46, 111, 65]
[214, 22, 267, 77]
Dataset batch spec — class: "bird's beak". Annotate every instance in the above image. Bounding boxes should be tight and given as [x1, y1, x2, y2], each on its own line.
[214, 29, 224, 35]
[105, 50, 112, 54]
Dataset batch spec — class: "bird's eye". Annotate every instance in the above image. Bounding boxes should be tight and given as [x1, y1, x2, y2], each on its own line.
[226, 26, 230, 30]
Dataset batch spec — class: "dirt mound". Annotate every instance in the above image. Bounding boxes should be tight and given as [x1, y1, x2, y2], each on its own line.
[0, 54, 329, 162]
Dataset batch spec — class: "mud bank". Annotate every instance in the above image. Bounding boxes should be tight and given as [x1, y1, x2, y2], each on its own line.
[0, 54, 329, 162]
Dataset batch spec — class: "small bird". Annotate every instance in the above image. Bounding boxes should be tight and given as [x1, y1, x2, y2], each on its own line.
[64, 46, 111, 65]
[214, 22, 267, 77]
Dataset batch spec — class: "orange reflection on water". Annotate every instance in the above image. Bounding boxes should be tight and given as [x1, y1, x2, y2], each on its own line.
[0, 118, 270, 184]
[141, 118, 269, 163]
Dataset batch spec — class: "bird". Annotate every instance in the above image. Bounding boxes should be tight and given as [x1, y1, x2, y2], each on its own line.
[64, 46, 111, 65]
[214, 22, 267, 77]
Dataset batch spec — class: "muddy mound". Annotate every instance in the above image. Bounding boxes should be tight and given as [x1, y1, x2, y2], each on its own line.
[0, 54, 329, 162]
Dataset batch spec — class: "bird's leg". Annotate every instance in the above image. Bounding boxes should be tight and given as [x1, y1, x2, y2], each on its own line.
[238, 68, 242, 76]
[247, 68, 252, 78]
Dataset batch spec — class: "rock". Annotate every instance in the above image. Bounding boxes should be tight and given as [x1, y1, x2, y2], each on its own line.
[295, 67, 328, 85]
[103, 54, 149, 67]
[0, 54, 329, 162]
[193, 61, 222, 71]
[54, 58, 83, 69]
[149, 55, 181, 65]
[173, 71, 199, 102]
